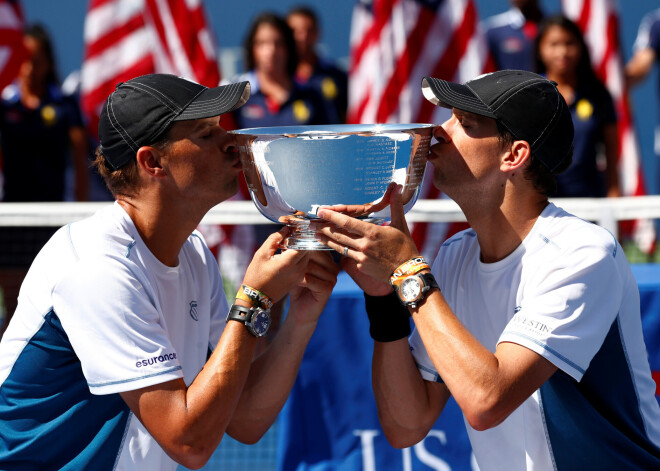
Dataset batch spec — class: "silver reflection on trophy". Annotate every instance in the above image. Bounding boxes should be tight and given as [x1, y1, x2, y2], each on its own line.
[231, 124, 434, 250]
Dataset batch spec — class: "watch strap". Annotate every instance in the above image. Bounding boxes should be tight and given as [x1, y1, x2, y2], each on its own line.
[226, 304, 271, 337]
[226, 304, 253, 324]
[395, 272, 439, 307]
[420, 272, 439, 290]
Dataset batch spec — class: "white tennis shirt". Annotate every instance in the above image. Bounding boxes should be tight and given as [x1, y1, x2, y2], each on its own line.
[0, 203, 228, 470]
[410, 203, 660, 470]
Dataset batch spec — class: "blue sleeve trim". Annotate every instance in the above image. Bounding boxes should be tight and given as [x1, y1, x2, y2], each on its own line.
[441, 230, 476, 248]
[503, 332, 586, 376]
[415, 361, 445, 384]
[88, 366, 182, 388]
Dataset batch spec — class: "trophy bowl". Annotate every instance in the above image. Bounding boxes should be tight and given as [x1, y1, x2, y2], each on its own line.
[231, 123, 434, 250]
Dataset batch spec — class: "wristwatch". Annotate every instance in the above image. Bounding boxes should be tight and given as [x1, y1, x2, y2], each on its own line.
[226, 304, 271, 337]
[394, 272, 439, 308]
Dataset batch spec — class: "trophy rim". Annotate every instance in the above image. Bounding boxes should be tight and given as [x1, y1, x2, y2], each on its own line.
[229, 123, 435, 137]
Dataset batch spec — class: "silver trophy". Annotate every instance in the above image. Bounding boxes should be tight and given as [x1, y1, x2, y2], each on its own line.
[231, 124, 434, 250]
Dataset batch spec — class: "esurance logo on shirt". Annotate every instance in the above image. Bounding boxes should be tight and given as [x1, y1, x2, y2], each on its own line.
[136, 352, 177, 368]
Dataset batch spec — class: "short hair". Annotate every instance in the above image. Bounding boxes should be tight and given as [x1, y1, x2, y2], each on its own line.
[287, 6, 319, 30]
[495, 120, 559, 196]
[244, 12, 298, 77]
[92, 133, 173, 198]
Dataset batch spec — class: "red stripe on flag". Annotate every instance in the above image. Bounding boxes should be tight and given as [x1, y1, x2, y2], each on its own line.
[375, 9, 435, 123]
[575, 0, 591, 32]
[84, 15, 146, 59]
[88, 0, 116, 8]
[0, 0, 26, 91]
[347, 83, 373, 125]
[0, 30, 26, 87]
[653, 371, 660, 397]
[417, 0, 477, 123]
[144, 0, 171, 63]
[166, 0, 219, 86]
[350, 0, 400, 70]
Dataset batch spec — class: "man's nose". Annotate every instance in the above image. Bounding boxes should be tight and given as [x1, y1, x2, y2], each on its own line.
[219, 130, 238, 154]
[433, 123, 451, 144]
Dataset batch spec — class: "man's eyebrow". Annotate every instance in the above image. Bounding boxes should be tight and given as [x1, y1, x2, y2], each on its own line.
[453, 109, 482, 121]
[191, 118, 219, 132]
[452, 109, 470, 119]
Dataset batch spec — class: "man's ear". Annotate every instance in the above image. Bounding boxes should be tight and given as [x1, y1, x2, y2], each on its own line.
[501, 140, 531, 173]
[136, 146, 165, 178]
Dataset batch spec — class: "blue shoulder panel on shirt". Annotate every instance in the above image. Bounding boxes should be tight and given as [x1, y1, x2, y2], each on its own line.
[0, 310, 130, 469]
[540, 318, 660, 468]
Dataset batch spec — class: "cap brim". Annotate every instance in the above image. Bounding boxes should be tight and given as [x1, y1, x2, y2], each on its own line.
[175, 81, 251, 121]
[421, 77, 496, 119]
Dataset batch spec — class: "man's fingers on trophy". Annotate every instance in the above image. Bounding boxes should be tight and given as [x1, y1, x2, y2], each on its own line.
[317, 208, 367, 236]
[381, 182, 398, 205]
[389, 185, 409, 234]
[321, 203, 368, 218]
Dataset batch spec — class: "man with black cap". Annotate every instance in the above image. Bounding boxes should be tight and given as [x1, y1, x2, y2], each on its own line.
[313, 70, 660, 469]
[0, 74, 339, 470]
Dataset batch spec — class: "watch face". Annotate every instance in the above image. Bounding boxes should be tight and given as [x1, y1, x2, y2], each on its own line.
[251, 309, 271, 336]
[400, 277, 422, 301]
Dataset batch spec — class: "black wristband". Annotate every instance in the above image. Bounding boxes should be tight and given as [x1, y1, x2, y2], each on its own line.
[364, 292, 411, 342]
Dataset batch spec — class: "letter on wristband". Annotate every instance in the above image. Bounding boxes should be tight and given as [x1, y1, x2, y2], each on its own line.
[236, 284, 273, 310]
[390, 257, 430, 286]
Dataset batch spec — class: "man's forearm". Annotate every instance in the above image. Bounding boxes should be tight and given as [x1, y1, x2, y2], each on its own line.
[227, 309, 318, 442]
[121, 320, 259, 469]
[372, 339, 448, 448]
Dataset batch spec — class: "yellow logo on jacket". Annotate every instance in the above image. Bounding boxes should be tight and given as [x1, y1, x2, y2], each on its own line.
[576, 99, 593, 121]
[321, 77, 338, 100]
[293, 100, 311, 123]
[41, 105, 57, 126]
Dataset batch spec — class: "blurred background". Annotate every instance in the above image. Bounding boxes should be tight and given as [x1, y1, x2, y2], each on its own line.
[17, 0, 659, 195]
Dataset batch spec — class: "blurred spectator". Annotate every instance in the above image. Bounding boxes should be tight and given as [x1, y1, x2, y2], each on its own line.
[287, 5, 347, 123]
[61, 69, 113, 201]
[626, 8, 660, 167]
[0, 24, 88, 202]
[482, 0, 545, 71]
[230, 12, 333, 128]
[535, 15, 619, 198]
[0, 24, 89, 332]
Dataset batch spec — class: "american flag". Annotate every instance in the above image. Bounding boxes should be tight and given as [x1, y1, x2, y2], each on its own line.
[563, 0, 656, 253]
[80, 0, 221, 139]
[347, 0, 493, 259]
[0, 0, 25, 92]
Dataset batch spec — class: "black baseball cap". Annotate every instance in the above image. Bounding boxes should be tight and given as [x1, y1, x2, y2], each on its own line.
[99, 74, 250, 171]
[421, 70, 573, 174]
